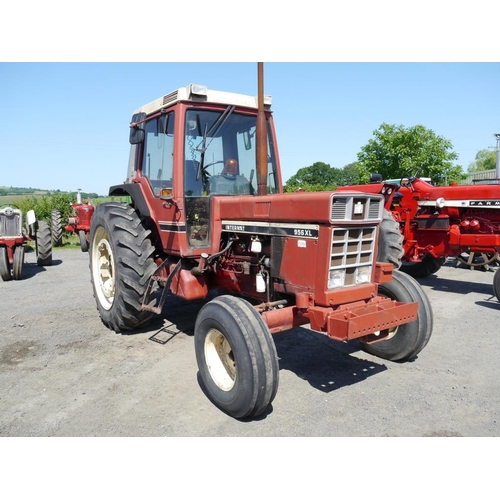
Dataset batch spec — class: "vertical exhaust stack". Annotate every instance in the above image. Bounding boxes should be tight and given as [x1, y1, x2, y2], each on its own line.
[256, 62, 268, 196]
[495, 134, 500, 182]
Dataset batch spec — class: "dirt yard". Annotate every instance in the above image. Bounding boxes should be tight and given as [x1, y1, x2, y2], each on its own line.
[1, 248, 499, 437]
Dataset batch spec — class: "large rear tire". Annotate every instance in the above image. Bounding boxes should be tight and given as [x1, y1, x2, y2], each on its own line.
[36, 220, 53, 266]
[194, 295, 279, 419]
[359, 270, 433, 361]
[378, 209, 403, 269]
[51, 209, 63, 247]
[13, 245, 24, 280]
[401, 254, 446, 279]
[0, 247, 11, 281]
[493, 267, 500, 302]
[89, 202, 157, 333]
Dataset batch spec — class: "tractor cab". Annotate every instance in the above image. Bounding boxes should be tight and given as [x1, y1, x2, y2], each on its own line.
[120, 84, 281, 255]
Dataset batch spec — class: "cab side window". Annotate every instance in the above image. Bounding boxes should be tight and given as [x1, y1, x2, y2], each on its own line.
[142, 112, 175, 197]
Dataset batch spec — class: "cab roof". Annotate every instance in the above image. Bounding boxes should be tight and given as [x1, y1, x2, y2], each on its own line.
[134, 83, 273, 116]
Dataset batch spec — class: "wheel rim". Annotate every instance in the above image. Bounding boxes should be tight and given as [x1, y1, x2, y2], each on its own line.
[92, 226, 115, 310]
[359, 290, 400, 343]
[457, 252, 499, 269]
[204, 328, 236, 391]
[359, 324, 398, 344]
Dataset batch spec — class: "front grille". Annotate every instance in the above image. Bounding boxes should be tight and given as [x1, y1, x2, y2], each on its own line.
[330, 194, 383, 222]
[0, 209, 23, 238]
[416, 216, 450, 230]
[328, 226, 376, 289]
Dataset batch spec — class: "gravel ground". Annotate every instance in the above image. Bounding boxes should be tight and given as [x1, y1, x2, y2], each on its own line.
[1, 248, 499, 438]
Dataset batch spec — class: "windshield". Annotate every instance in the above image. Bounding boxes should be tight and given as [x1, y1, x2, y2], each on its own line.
[184, 108, 278, 197]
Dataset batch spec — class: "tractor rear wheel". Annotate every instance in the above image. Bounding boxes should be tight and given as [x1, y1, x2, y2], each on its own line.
[493, 267, 500, 302]
[359, 270, 433, 362]
[51, 209, 63, 247]
[378, 209, 403, 269]
[401, 254, 446, 279]
[194, 295, 279, 419]
[36, 221, 53, 266]
[13, 245, 24, 280]
[79, 230, 89, 252]
[89, 202, 157, 333]
[0, 247, 11, 281]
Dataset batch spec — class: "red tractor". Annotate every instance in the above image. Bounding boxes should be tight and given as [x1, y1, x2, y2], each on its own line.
[51, 189, 95, 252]
[0, 205, 52, 281]
[88, 65, 434, 419]
[338, 173, 500, 301]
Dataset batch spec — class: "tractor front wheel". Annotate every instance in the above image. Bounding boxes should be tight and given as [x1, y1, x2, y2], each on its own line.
[194, 295, 279, 419]
[0, 247, 11, 281]
[13, 245, 24, 280]
[493, 267, 500, 302]
[79, 230, 89, 252]
[89, 202, 157, 333]
[359, 270, 433, 362]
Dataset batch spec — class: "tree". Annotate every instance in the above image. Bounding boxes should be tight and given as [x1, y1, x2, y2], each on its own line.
[357, 123, 464, 185]
[337, 162, 370, 186]
[467, 149, 496, 172]
[284, 161, 340, 192]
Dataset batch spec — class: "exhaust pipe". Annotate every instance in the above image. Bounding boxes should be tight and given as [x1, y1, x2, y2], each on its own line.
[256, 62, 268, 196]
[495, 134, 500, 182]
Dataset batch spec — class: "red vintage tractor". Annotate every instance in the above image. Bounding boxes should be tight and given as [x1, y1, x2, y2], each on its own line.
[0, 205, 52, 281]
[88, 64, 434, 419]
[51, 189, 95, 252]
[338, 172, 500, 301]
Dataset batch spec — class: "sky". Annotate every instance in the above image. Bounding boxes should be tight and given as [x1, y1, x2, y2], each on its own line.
[1, 62, 499, 195]
[1, 4, 499, 196]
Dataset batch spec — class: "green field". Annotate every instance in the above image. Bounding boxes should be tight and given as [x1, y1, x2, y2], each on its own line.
[0, 193, 47, 206]
[0, 194, 126, 207]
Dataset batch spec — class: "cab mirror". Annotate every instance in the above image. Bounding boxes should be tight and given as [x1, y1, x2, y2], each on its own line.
[129, 112, 146, 144]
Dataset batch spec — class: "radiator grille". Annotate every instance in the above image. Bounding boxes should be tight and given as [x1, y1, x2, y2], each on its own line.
[328, 226, 376, 289]
[0, 209, 23, 238]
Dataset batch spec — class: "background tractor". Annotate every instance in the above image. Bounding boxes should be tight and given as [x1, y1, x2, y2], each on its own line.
[338, 173, 500, 301]
[0, 205, 52, 281]
[51, 189, 95, 252]
[88, 64, 434, 419]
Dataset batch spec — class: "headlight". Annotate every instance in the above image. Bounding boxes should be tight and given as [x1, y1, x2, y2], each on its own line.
[328, 269, 345, 289]
[356, 266, 372, 284]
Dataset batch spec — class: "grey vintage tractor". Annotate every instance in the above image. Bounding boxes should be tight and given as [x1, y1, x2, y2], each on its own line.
[0, 205, 52, 281]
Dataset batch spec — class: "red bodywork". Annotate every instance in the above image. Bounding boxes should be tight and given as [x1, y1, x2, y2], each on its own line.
[64, 202, 95, 236]
[338, 177, 500, 262]
[134, 180, 417, 343]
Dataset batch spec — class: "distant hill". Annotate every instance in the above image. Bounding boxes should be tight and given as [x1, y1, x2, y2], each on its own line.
[0, 186, 99, 198]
